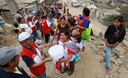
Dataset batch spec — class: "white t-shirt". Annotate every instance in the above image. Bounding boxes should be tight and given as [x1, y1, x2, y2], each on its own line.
[28, 21, 35, 28]
[19, 23, 32, 34]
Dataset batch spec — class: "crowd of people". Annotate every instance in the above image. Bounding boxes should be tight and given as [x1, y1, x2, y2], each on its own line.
[0, 5, 126, 78]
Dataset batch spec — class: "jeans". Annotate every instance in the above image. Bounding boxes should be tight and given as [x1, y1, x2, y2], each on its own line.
[37, 72, 46, 78]
[104, 44, 116, 68]
[32, 32, 40, 41]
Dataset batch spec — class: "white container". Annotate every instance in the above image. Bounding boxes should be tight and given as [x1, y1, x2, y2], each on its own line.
[48, 45, 64, 62]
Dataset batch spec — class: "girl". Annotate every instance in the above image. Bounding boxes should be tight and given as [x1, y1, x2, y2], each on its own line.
[101, 16, 126, 75]
[58, 30, 76, 75]
[73, 34, 82, 62]
[40, 15, 51, 44]
[73, 34, 82, 55]
[27, 16, 40, 41]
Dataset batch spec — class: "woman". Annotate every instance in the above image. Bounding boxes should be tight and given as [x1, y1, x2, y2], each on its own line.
[52, 17, 69, 41]
[68, 17, 79, 37]
[58, 30, 76, 75]
[27, 16, 40, 41]
[40, 15, 51, 44]
[101, 16, 126, 74]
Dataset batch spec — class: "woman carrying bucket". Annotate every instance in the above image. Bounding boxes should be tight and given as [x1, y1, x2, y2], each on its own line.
[58, 30, 77, 75]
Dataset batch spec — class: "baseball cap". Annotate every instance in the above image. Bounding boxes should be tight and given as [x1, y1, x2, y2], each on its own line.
[0, 46, 22, 66]
[18, 32, 33, 41]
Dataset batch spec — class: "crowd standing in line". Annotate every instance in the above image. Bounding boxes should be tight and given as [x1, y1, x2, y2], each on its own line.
[0, 4, 126, 77]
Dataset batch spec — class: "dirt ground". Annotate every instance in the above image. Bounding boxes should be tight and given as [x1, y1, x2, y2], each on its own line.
[0, 1, 128, 78]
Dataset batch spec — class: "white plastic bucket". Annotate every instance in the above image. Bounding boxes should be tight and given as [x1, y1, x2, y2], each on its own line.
[48, 45, 64, 62]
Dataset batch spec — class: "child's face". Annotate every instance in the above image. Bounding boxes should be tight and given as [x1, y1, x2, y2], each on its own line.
[114, 19, 122, 28]
[21, 19, 25, 23]
[73, 38, 78, 43]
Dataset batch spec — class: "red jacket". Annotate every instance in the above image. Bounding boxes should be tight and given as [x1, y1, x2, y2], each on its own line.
[20, 43, 46, 76]
[28, 21, 37, 33]
[40, 19, 51, 34]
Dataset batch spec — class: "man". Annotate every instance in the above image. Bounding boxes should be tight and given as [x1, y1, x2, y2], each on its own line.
[18, 32, 52, 78]
[0, 46, 30, 78]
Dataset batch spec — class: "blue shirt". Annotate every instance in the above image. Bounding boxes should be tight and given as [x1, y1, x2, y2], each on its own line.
[48, 18, 54, 26]
[83, 19, 89, 28]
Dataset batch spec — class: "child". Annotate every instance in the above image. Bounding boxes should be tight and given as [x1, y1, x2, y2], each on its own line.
[73, 34, 82, 53]
[73, 34, 82, 62]
[50, 30, 58, 45]
[78, 7, 91, 53]
[101, 16, 126, 75]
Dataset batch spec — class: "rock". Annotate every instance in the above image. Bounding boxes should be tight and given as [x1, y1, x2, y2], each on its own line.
[117, 59, 123, 66]
[111, 57, 116, 64]
[117, 68, 121, 73]
[98, 42, 104, 46]
[104, 75, 109, 78]
[96, 74, 100, 78]
[122, 40, 128, 47]
[114, 51, 121, 59]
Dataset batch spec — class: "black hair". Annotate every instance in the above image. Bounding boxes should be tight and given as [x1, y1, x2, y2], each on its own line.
[50, 30, 54, 36]
[83, 7, 90, 16]
[61, 16, 66, 21]
[14, 29, 20, 34]
[68, 17, 76, 26]
[41, 15, 47, 19]
[48, 14, 53, 18]
[17, 17, 22, 23]
[114, 16, 125, 29]
[13, 23, 19, 28]
[114, 15, 125, 37]
[56, 13, 61, 19]
[114, 15, 124, 24]
[74, 34, 81, 43]
[60, 30, 71, 40]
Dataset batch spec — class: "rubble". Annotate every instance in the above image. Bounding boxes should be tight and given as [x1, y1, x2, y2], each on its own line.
[90, 32, 128, 78]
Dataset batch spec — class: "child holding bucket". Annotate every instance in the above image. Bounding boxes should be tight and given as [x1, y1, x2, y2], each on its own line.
[58, 30, 76, 75]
